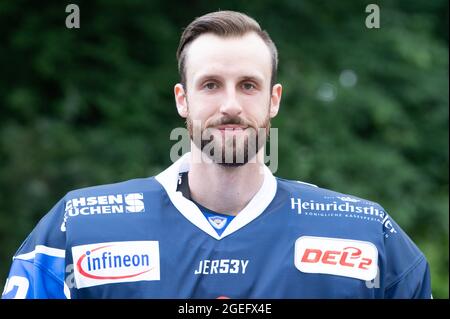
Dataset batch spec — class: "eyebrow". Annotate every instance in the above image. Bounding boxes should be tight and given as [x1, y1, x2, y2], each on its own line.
[194, 73, 264, 85]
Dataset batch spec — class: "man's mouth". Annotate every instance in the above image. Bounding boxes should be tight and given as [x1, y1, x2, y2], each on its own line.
[215, 124, 248, 131]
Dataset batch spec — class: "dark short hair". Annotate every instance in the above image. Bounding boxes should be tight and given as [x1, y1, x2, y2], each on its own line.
[176, 10, 278, 88]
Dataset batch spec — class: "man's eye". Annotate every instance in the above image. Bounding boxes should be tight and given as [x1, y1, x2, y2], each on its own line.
[242, 82, 256, 90]
[204, 82, 218, 90]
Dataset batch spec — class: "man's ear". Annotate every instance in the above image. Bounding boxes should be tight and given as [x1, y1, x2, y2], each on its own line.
[269, 84, 282, 118]
[174, 83, 188, 118]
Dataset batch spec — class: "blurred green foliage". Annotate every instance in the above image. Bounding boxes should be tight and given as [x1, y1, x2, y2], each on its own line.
[0, 0, 448, 298]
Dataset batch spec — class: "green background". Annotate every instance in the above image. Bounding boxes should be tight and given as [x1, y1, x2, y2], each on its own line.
[0, 0, 448, 298]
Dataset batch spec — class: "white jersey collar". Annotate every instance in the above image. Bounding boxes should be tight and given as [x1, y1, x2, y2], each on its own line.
[155, 152, 277, 240]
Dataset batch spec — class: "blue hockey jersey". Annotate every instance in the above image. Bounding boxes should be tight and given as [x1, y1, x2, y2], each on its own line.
[2, 153, 431, 299]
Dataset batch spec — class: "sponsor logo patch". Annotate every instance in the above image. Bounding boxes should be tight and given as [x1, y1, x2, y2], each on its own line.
[72, 241, 160, 288]
[290, 197, 397, 235]
[66, 193, 145, 216]
[294, 236, 378, 281]
[60, 193, 145, 232]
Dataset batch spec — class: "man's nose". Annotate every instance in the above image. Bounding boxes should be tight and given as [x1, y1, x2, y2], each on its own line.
[219, 89, 242, 117]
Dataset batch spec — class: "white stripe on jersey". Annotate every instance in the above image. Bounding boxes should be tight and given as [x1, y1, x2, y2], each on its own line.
[296, 180, 318, 187]
[14, 245, 65, 260]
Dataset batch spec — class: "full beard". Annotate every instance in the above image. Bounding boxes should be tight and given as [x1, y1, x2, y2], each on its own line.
[187, 109, 271, 167]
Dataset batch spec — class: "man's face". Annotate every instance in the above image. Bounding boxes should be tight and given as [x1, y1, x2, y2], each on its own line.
[175, 32, 281, 166]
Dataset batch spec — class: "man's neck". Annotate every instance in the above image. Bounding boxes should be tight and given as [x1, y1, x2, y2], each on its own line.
[188, 148, 265, 216]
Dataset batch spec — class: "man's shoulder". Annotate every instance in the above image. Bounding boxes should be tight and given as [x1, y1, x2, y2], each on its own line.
[64, 176, 162, 200]
[275, 177, 381, 207]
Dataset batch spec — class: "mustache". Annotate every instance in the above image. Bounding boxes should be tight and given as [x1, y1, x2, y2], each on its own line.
[206, 116, 254, 128]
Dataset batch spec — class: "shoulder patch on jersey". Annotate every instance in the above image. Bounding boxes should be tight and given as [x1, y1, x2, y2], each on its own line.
[60, 177, 161, 232]
[294, 236, 378, 281]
